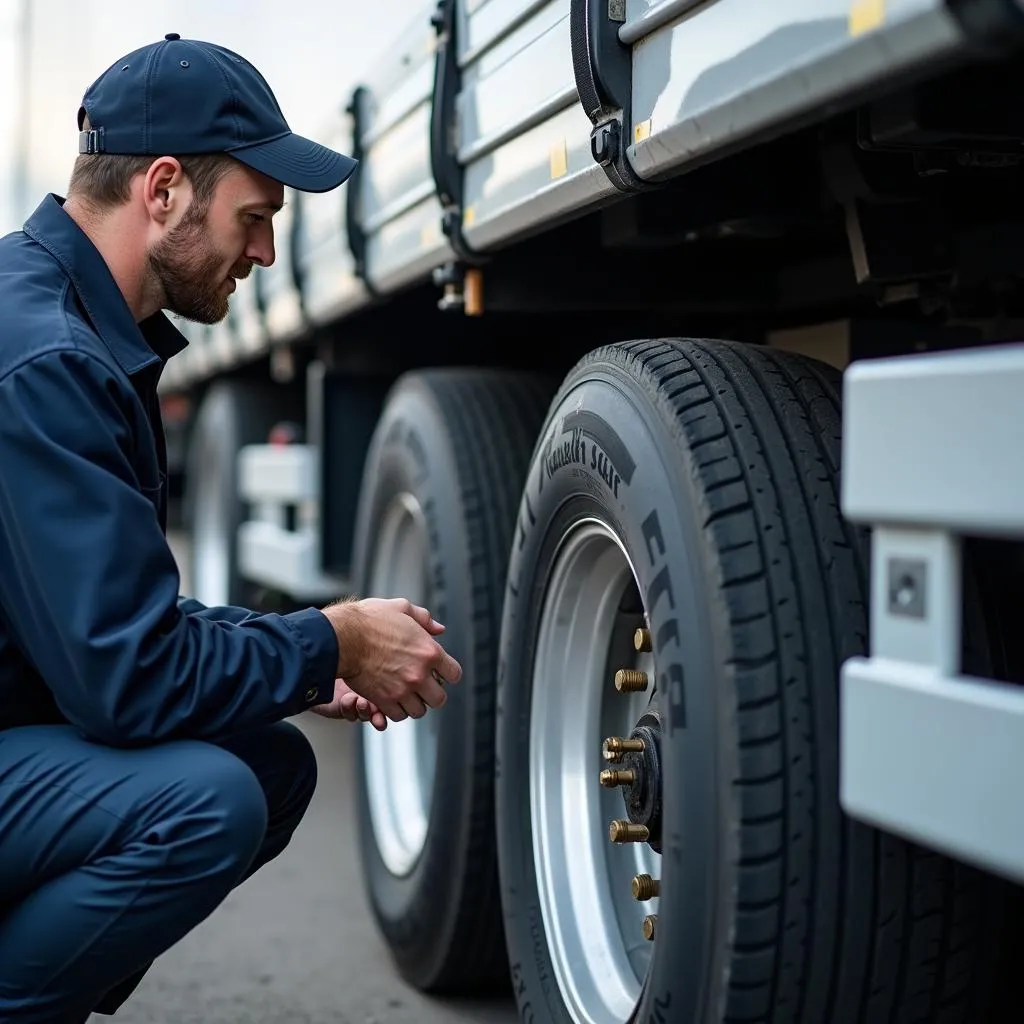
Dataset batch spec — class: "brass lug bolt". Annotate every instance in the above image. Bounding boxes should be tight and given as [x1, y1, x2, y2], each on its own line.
[602, 736, 645, 762]
[642, 914, 657, 941]
[599, 768, 636, 789]
[609, 820, 650, 844]
[614, 669, 648, 693]
[632, 873, 660, 901]
[634, 627, 652, 653]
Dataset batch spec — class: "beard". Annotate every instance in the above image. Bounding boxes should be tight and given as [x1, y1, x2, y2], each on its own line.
[148, 207, 251, 325]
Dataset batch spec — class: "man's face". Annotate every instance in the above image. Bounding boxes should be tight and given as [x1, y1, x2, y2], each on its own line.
[148, 163, 283, 325]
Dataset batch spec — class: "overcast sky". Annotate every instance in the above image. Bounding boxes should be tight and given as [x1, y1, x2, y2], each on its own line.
[0, 0, 425, 232]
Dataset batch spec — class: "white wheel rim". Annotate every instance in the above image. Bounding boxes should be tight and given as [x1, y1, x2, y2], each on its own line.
[362, 493, 440, 877]
[531, 519, 660, 1024]
[191, 425, 231, 608]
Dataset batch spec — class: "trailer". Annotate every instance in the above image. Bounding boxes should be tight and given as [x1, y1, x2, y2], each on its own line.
[150, 1, 1024, 1020]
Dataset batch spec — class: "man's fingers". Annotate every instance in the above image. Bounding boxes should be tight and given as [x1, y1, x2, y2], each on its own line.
[385, 703, 409, 723]
[370, 711, 388, 731]
[406, 603, 445, 634]
[433, 649, 463, 686]
[399, 695, 429, 720]
[419, 677, 447, 710]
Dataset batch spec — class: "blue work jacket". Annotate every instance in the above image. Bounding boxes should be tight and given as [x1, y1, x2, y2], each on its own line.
[0, 195, 338, 745]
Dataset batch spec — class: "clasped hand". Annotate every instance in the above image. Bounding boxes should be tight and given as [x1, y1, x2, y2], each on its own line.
[312, 597, 463, 730]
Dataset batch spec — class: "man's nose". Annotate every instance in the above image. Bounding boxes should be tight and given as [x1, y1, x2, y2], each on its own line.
[246, 235, 275, 269]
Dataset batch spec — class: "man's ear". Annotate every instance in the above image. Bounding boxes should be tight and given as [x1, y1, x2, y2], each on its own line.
[142, 157, 188, 226]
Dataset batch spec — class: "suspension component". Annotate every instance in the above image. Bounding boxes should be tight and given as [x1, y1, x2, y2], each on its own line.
[609, 820, 649, 843]
[614, 668, 648, 693]
[632, 873, 660, 901]
[599, 768, 635, 788]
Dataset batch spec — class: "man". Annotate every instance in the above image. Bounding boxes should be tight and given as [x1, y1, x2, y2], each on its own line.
[0, 34, 461, 1022]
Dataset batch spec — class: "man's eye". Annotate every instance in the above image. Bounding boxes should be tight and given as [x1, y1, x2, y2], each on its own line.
[246, 213, 266, 224]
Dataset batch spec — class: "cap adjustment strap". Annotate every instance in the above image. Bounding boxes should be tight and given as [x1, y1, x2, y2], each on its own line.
[78, 128, 105, 155]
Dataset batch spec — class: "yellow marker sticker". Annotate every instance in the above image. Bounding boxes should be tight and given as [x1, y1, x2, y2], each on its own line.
[420, 220, 438, 248]
[549, 139, 568, 180]
[849, 0, 885, 36]
[634, 119, 652, 144]
[463, 205, 476, 227]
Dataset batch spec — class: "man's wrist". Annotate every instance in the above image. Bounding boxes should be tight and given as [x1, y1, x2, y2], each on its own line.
[323, 600, 365, 679]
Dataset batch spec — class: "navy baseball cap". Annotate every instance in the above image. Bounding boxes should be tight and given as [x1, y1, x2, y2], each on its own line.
[77, 33, 357, 193]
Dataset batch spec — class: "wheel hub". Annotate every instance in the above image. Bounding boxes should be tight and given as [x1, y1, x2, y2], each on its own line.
[605, 712, 664, 855]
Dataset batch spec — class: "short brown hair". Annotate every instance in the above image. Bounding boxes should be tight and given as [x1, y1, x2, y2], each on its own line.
[68, 117, 237, 215]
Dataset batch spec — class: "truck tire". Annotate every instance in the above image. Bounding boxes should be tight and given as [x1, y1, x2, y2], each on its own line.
[350, 367, 555, 993]
[495, 339, 1010, 1024]
[185, 380, 282, 608]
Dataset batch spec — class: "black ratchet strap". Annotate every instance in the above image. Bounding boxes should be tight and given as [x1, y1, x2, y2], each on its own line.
[570, 0, 656, 193]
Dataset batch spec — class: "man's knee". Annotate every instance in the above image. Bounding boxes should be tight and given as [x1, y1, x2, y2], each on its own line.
[164, 742, 268, 883]
[270, 720, 318, 816]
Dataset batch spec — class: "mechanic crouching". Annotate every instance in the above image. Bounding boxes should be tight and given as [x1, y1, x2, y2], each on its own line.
[0, 34, 461, 1022]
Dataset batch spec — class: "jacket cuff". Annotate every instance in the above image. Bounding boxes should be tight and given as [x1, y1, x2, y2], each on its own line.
[281, 607, 339, 708]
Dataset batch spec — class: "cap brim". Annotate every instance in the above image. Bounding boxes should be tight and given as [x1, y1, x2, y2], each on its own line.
[228, 131, 357, 193]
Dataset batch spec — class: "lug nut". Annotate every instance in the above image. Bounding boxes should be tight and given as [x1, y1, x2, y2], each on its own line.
[602, 737, 645, 762]
[634, 627, 652, 653]
[599, 768, 635, 788]
[609, 820, 649, 843]
[642, 914, 657, 941]
[614, 669, 648, 693]
[632, 873, 660, 901]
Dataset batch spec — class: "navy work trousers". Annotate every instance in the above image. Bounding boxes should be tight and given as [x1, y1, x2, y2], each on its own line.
[0, 719, 318, 1022]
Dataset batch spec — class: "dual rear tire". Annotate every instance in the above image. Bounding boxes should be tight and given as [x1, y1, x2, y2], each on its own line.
[352, 341, 1016, 1021]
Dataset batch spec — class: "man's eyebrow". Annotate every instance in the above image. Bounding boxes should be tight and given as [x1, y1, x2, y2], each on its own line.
[240, 199, 286, 213]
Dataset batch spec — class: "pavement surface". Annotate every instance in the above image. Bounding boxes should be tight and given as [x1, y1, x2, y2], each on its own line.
[89, 533, 518, 1024]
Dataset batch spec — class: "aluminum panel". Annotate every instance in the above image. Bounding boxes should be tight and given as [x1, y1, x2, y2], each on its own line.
[841, 344, 1024, 535]
[462, 101, 618, 250]
[365, 194, 454, 294]
[458, 0, 571, 163]
[841, 658, 1024, 886]
[460, 0, 558, 64]
[360, 102, 434, 232]
[291, 118, 370, 327]
[629, 0, 962, 181]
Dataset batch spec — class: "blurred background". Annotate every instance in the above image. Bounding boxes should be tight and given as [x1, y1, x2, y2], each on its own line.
[0, 0, 410, 231]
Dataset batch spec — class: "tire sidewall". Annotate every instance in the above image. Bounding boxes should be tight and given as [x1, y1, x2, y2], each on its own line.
[496, 363, 736, 1023]
[351, 379, 479, 972]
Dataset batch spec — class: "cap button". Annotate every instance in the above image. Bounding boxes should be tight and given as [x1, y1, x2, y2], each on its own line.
[165, 32, 180, 40]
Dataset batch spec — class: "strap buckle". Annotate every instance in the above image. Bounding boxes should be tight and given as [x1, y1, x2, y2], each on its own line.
[78, 128, 105, 155]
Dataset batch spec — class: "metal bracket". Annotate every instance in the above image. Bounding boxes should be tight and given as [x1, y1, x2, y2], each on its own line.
[344, 86, 380, 299]
[570, 0, 656, 194]
[428, 0, 484, 266]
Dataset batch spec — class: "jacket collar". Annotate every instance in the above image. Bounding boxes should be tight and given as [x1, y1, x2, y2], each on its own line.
[23, 194, 189, 376]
